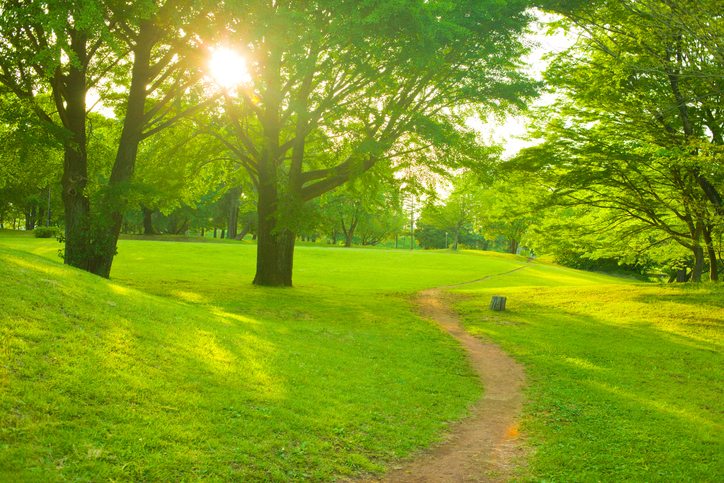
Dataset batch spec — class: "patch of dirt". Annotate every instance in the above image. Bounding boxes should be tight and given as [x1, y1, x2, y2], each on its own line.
[348, 286, 529, 483]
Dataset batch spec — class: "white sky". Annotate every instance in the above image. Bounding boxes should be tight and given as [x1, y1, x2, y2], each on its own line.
[471, 11, 575, 159]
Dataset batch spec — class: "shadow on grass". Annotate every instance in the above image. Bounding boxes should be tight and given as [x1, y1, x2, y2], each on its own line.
[1, 247, 481, 482]
[453, 285, 724, 482]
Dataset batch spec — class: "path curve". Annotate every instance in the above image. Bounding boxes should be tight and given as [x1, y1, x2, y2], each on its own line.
[354, 274, 529, 482]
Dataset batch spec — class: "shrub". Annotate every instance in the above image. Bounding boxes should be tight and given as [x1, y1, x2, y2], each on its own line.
[34, 227, 60, 238]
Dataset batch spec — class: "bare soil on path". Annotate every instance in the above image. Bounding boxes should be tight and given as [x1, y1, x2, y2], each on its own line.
[351, 281, 529, 483]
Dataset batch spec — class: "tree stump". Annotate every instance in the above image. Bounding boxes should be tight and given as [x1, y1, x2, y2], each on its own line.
[489, 296, 507, 311]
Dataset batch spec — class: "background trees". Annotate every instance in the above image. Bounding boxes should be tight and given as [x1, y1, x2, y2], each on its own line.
[0, 0, 221, 276]
[6, 1, 721, 283]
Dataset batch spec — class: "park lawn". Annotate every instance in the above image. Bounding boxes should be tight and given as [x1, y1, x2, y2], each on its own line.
[4, 234, 722, 482]
[1, 237, 535, 483]
[452, 277, 724, 483]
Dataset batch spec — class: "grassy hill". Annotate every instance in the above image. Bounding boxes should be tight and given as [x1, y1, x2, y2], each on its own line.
[1, 233, 722, 482]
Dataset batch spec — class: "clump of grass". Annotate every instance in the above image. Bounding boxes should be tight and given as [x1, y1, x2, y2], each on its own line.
[452, 282, 724, 483]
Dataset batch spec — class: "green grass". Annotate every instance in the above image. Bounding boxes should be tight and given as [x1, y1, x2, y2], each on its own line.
[2, 232, 722, 482]
[2, 238, 525, 482]
[0, 228, 33, 237]
[453, 280, 724, 483]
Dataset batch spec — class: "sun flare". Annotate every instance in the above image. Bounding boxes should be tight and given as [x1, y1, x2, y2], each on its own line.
[209, 49, 250, 88]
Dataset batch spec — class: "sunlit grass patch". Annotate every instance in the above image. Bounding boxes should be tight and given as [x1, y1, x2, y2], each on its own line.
[6, 234, 712, 482]
[0, 246, 482, 482]
[452, 283, 724, 483]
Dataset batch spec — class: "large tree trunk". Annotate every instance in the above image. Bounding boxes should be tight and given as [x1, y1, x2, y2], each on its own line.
[87, 21, 156, 278]
[254, 177, 295, 286]
[60, 32, 92, 271]
[253, 145, 295, 286]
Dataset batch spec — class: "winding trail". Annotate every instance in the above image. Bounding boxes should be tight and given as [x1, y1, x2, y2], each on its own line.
[355, 268, 530, 482]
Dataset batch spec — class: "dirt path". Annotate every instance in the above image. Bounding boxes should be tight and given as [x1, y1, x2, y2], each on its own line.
[354, 275, 529, 482]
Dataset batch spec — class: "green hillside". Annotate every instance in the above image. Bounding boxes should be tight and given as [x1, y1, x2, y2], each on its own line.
[1, 245, 483, 482]
[2, 234, 722, 482]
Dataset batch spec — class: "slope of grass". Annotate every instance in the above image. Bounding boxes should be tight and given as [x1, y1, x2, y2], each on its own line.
[0, 235, 533, 293]
[7, 233, 713, 483]
[0, 245, 485, 482]
[453, 282, 724, 483]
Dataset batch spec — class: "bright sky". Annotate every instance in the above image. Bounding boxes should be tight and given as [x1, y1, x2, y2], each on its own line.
[473, 11, 575, 159]
[208, 48, 251, 88]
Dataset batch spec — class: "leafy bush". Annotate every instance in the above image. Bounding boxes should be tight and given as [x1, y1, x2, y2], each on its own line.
[33, 227, 59, 238]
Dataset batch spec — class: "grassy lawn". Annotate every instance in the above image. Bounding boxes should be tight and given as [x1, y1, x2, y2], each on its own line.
[453, 280, 724, 483]
[0, 236, 530, 482]
[2, 233, 722, 482]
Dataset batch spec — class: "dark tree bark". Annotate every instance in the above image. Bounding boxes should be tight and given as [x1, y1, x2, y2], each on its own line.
[227, 186, 242, 239]
[703, 226, 719, 282]
[341, 216, 358, 248]
[236, 222, 252, 240]
[88, 20, 158, 278]
[141, 205, 156, 235]
[24, 203, 37, 231]
[253, 163, 295, 286]
[253, 134, 296, 286]
[60, 31, 92, 271]
[675, 269, 690, 283]
[251, 49, 299, 287]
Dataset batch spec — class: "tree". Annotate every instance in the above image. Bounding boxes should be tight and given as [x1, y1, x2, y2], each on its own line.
[473, 179, 540, 254]
[131, 120, 247, 238]
[419, 174, 480, 250]
[319, 181, 406, 247]
[0, 2, 113, 260]
[0, 0, 220, 277]
[0, 93, 64, 229]
[514, 0, 724, 281]
[213, 0, 538, 285]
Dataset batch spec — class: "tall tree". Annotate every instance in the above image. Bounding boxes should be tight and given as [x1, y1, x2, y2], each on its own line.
[473, 179, 539, 255]
[420, 174, 480, 250]
[213, 0, 537, 285]
[0, 0, 220, 277]
[515, 0, 724, 281]
[0, 1, 115, 266]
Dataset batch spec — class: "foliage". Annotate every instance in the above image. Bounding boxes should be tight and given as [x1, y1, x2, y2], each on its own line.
[33, 227, 59, 238]
[419, 173, 480, 250]
[316, 180, 406, 247]
[0, 0, 226, 276]
[208, 0, 539, 284]
[414, 223, 485, 250]
[511, 0, 724, 281]
[472, 178, 541, 254]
